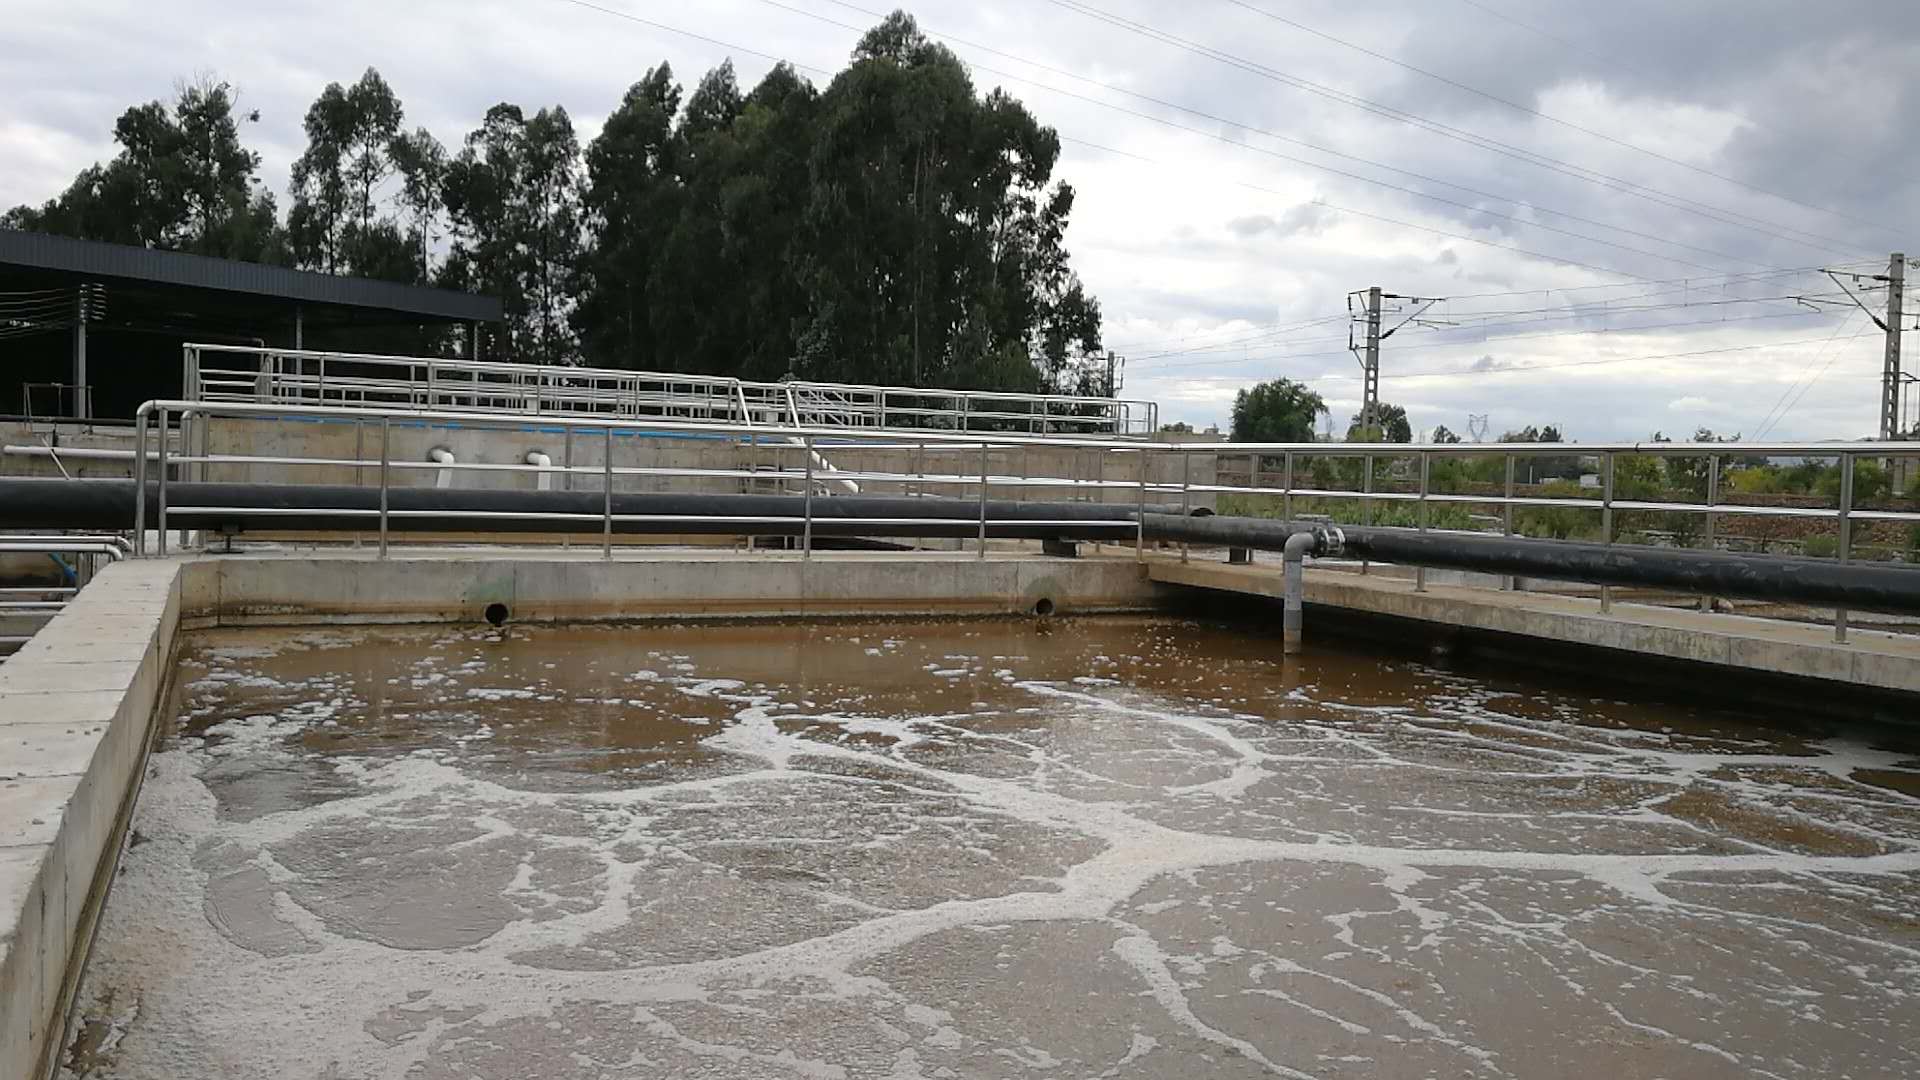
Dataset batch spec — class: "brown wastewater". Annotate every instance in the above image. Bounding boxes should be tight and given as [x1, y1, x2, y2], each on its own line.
[61, 616, 1920, 1078]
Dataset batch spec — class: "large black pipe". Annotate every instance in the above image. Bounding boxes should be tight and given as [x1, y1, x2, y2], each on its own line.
[6, 479, 1919, 615]
[1140, 512, 1920, 616]
[0, 479, 1137, 540]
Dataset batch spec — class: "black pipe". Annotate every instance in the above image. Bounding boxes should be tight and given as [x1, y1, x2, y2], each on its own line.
[0, 479, 1137, 540]
[1140, 513, 1920, 616]
[6, 478, 1919, 615]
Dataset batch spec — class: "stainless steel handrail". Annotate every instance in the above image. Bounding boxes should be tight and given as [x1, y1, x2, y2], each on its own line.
[129, 395, 1920, 642]
[186, 343, 1160, 437]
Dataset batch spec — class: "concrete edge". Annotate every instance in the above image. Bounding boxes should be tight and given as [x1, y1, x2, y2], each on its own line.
[181, 552, 1165, 626]
[0, 559, 182, 1080]
[1147, 558, 1920, 696]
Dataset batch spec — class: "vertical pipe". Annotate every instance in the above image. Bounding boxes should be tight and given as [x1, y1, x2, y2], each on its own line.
[156, 407, 169, 556]
[1282, 532, 1314, 655]
[1502, 453, 1516, 591]
[1415, 451, 1429, 592]
[603, 425, 614, 561]
[1600, 452, 1615, 613]
[802, 434, 814, 560]
[133, 406, 148, 556]
[354, 420, 366, 488]
[978, 441, 989, 559]
[378, 417, 390, 560]
[563, 426, 574, 493]
[1837, 454, 1854, 643]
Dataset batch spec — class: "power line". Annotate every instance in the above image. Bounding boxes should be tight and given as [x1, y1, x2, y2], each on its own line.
[1106, 313, 1347, 353]
[1375, 331, 1865, 383]
[1043, 0, 1874, 258]
[1404, 261, 1884, 303]
[1755, 321, 1880, 437]
[1066, 136, 1650, 280]
[550, 0, 835, 77]
[1224, 0, 1897, 238]
[1131, 308, 1842, 372]
[1751, 312, 1864, 437]
[1130, 293, 1857, 362]
[792, 0, 1774, 275]
[1109, 264, 1874, 354]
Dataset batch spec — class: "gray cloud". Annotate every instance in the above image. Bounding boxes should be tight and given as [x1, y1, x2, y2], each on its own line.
[1226, 201, 1335, 240]
[1, 0, 1906, 442]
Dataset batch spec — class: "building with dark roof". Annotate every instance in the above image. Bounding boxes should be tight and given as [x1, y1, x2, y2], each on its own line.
[0, 229, 502, 419]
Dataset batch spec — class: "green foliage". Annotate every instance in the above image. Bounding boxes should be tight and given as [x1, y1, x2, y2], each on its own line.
[1803, 535, 1839, 559]
[1430, 424, 1462, 444]
[1497, 424, 1583, 481]
[1215, 493, 1477, 531]
[1159, 422, 1193, 433]
[7, 14, 1110, 397]
[441, 103, 586, 365]
[1346, 402, 1411, 443]
[1231, 379, 1326, 443]
[4, 76, 282, 261]
[1514, 481, 1594, 540]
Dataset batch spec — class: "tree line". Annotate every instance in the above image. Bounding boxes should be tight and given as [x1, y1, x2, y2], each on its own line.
[4, 13, 1106, 393]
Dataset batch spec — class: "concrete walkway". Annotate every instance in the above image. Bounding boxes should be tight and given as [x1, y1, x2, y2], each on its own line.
[1148, 557, 1920, 694]
[0, 558, 183, 1079]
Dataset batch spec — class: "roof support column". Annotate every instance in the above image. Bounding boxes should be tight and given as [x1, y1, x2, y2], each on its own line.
[71, 286, 88, 419]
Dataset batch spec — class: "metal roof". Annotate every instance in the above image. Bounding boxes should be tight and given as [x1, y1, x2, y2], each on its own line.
[0, 229, 501, 323]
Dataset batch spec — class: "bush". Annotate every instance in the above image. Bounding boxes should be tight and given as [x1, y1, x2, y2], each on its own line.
[1802, 535, 1839, 559]
[1514, 481, 1595, 540]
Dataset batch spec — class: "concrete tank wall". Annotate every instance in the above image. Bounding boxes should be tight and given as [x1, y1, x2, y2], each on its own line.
[197, 417, 1216, 511]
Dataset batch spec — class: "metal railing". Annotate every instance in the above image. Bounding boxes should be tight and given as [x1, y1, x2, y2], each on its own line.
[0, 535, 126, 652]
[129, 396, 1920, 641]
[184, 343, 1160, 437]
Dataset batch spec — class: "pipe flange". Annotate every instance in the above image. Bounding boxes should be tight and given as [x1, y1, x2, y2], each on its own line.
[1314, 525, 1345, 558]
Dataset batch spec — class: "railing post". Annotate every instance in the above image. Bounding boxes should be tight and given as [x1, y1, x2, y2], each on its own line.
[978, 441, 989, 560]
[1502, 453, 1516, 591]
[1701, 453, 1719, 611]
[156, 406, 169, 556]
[802, 434, 814, 560]
[1415, 451, 1429, 593]
[1282, 451, 1293, 523]
[1135, 449, 1147, 562]
[378, 416, 390, 559]
[178, 410, 194, 551]
[1180, 449, 1191, 564]
[1360, 452, 1372, 575]
[603, 424, 614, 561]
[1600, 451, 1614, 613]
[133, 406, 148, 556]
[563, 425, 574, 493]
[1836, 454, 1854, 644]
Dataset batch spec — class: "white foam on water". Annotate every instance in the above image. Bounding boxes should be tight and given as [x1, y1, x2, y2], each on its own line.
[71, 624, 1920, 1079]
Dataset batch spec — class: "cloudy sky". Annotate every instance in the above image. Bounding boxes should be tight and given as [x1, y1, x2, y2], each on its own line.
[6, 0, 1918, 441]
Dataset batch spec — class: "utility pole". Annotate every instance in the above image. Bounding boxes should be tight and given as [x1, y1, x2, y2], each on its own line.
[1359, 286, 1382, 432]
[1104, 351, 1124, 397]
[1881, 253, 1905, 442]
[1348, 287, 1440, 437]
[1823, 253, 1908, 441]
